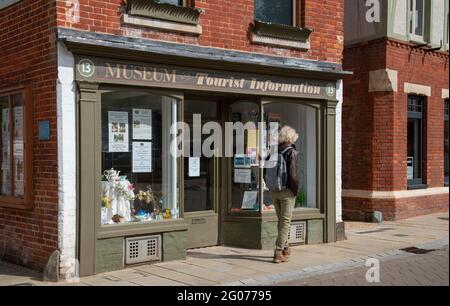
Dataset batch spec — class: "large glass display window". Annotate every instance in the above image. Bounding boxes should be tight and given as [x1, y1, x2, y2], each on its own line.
[100, 91, 179, 225]
[262, 102, 318, 211]
[227, 100, 319, 215]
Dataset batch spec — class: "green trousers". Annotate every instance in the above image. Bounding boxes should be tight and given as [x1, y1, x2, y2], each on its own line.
[270, 188, 295, 250]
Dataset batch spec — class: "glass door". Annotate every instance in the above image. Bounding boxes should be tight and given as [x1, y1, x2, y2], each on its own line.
[183, 97, 220, 248]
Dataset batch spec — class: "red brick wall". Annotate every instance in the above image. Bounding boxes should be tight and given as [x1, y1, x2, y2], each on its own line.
[343, 39, 388, 191]
[387, 40, 449, 189]
[55, 0, 344, 63]
[342, 194, 449, 221]
[0, 0, 58, 270]
[343, 38, 449, 221]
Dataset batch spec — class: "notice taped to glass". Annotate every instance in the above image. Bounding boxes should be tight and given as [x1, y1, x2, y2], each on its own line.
[132, 142, 152, 173]
[108, 111, 129, 152]
[132, 108, 152, 140]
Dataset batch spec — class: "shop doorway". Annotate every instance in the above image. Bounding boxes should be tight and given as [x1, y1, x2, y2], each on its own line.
[183, 97, 221, 248]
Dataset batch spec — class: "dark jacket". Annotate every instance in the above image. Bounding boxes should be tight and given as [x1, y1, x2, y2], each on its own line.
[278, 143, 300, 196]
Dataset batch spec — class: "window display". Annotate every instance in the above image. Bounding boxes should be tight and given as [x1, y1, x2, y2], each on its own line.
[12, 95, 24, 197]
[0, 93, 25, 199]
[0, 96, 10, 196]
[263, 103, 318, 210]
[229, 102, 261, 212]
[101, 92, 179, 225]
[228, 101, 318, 214]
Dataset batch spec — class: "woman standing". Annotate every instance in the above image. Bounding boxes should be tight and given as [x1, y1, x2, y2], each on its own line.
[268, 126, 299, 263]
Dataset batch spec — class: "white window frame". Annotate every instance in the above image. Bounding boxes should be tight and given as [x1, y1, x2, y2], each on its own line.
[445, 2, 449, 51]
[408, 0, 426, 42]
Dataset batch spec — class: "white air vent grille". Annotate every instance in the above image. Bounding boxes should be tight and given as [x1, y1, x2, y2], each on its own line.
[287, 222, 306, 244]
[125, 235, 161, 265]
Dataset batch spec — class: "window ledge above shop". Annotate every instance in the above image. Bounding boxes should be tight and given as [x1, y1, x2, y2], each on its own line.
[251, 20, 312, 51]
[124, 0, 202, 35]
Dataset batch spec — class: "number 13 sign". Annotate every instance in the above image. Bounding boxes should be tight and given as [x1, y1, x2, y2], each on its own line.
[78, 59, 96, 78]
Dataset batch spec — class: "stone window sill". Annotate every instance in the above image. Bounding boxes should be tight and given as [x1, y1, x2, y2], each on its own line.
[251, 20, 312, 51]
[122, 13, 202, 35]
[407, 183, 429, 191]
[251, 33, 310, 50]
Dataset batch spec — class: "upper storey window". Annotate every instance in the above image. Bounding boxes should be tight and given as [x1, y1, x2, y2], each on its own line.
[409, 0, 425, 41]
[124, 0, 202, 35]
[252, 0, 311, 50]
[254, 0, 295, 26]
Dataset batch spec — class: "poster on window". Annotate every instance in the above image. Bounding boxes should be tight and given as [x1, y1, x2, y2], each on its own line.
[108, 111, 129, 152]
[132, 142, 152, 173]
[407, 157, 414, 180]
[1, 109, 9, 166]
[234, 168, 252, 184]
[132, 109, 152, 140]
[188, 157, 200, 177]
[246, 129, 258, 151]
[1, 109, 10, 194]
[269, 122, 279, 146]
[241, 191, 258, 210]
[13, 106, 23, 140]
[234, 154, 251, 168]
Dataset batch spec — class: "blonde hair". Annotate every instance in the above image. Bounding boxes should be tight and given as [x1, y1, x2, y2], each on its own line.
[278, 126, 299, 144]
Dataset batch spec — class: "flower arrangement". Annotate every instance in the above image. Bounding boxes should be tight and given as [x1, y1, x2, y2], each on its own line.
[114, 181, 135, 201]
[101, 195, 111, 208]
[135, 186, 155, 204]
[102, 168, 135, 201]
[163, 208, 172, 219]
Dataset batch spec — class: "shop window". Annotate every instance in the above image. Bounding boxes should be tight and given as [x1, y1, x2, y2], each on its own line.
[229, 102, 261, 213]
[254, 0, 296, 26]
[252, 1, 311, 50]
[407, 95, 425, 188]
[263, 103, 317, 210]
[228, 101, 318, 214]
[409, 0, 425, 41]
[0, 88, 33, 209]
[100, 91, 179, 225]
[445, 98, 449, 186]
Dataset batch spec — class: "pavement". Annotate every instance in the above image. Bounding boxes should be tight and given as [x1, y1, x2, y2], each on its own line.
[0, 212, 449, 286]
[277, 246, 449, 286]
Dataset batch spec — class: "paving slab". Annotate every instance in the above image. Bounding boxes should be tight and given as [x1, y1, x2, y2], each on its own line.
[134, 265, 218, 286]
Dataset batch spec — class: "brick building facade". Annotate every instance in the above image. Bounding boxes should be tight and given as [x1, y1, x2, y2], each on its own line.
[1, 0, 346, 276]
[343, 0, 449, 221]
[0, 0, 58, 271]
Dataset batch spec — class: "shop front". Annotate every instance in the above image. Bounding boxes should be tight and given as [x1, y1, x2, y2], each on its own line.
[74, 55, 340, 276]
